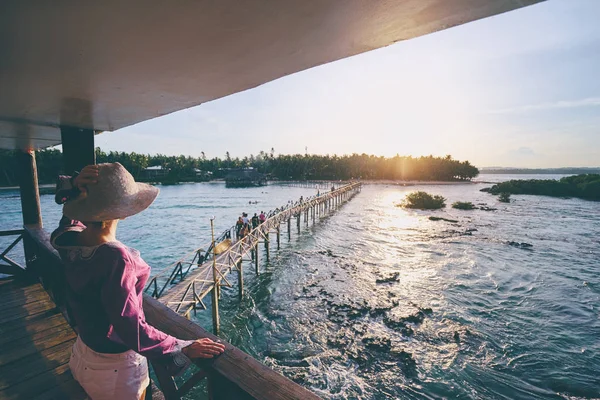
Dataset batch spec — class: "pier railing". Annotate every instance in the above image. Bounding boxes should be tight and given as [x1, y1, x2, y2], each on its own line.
[21, 226, 321, 400]
[144, 225, 237, 299]
[0, 229, 26, 276]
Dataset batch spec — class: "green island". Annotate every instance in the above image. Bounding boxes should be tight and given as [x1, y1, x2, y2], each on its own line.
[400, 191, 446, 210]
[481, 174, 600, 201]
[452, 201, 476, 210]
[0, 148, 478, 186]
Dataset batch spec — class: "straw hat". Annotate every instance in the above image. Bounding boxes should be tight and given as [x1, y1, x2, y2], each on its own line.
[63, 162, 159, 222]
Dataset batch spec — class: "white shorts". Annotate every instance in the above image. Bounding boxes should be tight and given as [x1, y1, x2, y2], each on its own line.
[69, 336, 149, 400]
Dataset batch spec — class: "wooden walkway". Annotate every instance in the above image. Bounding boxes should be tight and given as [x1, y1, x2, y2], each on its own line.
[0, 277, 86, 400]
[156, 182, 362, 321]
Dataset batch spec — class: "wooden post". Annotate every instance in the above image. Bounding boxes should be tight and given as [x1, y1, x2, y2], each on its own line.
[255, 243, 259, 275]
[287, 218, 291, 241]
[265, 233, 270, 262]
[276, 226, 280, 250]
[16, 150, 42, 228]
[297, 214, 300, 234]
[237, 260, 244, 298]
[210, 219, 220, 335]
[60, 126, 96, 173]
[16, 150, 42, 267]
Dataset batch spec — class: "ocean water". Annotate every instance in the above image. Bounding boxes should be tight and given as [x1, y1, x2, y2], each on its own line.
[1, 175, 599, 399]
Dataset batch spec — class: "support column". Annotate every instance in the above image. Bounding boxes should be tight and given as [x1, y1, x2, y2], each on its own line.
[276, 226, 280, 250]
[211, 285, 220, 335]
[264, 233, 270, 262]
[287, 218, 291, 241]
[237, 260, 244, 298]
[254, 243, 259, 275]
[297, 214, 301, 234]
[210, 219, 220, 335]
[61, 127, 96, 173]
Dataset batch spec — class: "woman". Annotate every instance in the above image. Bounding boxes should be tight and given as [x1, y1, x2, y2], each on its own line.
[52, 163, 225, 400]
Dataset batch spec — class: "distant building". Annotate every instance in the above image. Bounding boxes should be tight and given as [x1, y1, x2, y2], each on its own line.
[193, 168, 213, 181]
[225, 167, 266, 187]
[141, 165, 169, 180]
[194, 168, 213, 179]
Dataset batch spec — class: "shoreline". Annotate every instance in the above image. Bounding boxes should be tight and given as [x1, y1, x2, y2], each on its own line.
[362, 180, 476, 186]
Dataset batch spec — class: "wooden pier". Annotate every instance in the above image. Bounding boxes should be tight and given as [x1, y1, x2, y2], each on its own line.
[275, 180, 345, 190]
[150, 182, 362, 332]
[0, 277, 86, 400]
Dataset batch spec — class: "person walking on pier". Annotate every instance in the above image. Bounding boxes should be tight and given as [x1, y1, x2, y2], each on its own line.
[252, 213, 259, 229]
[51, 163, 225, 400]
[236, 216, 244, 240]
[259, 211, 266, 224]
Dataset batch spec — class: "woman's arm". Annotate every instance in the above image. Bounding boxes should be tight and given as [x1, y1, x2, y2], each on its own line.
[51, 166, 99, 248]
[100, 247, 224, 376]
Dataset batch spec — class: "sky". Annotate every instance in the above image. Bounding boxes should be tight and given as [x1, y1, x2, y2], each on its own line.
[95, 0, 600, 168]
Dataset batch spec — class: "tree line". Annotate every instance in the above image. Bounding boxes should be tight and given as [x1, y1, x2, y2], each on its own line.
[482, 174, 600, 201]
[0, 148, 479, 186]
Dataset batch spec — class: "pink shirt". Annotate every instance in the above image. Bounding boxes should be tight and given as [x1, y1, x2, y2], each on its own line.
[52, 216, 191, 373]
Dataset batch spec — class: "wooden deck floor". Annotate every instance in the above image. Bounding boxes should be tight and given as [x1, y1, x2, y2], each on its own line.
[0, 277, 87, 400]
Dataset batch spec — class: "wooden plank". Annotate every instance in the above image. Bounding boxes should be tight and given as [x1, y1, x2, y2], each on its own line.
[33, 377, 88, 400]
[0, 230, 24, 237]
[3, 284, 49, 308]
[0, 308, 63, 336]
[0, 339, 74, 390]
[0, 297, 56, 324]
[0, 277, 38, 292]
[0, 313, 68, 345]
[0, 362, 85, 400]
[0, 324, 75, 367]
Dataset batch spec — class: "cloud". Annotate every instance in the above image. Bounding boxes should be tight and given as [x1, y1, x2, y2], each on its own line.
[487, 97, 600, 114]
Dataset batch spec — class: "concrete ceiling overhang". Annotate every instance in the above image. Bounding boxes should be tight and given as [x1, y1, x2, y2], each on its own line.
[0, 0, 544, 151]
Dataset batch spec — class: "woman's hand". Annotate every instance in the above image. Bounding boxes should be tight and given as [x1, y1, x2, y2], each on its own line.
[73, 165, 99, 194]
[182, 338, 225, 359]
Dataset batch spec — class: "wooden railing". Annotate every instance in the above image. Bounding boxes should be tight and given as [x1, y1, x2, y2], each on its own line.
[0, 229, 26, 276]
[22, 226, 321, 400]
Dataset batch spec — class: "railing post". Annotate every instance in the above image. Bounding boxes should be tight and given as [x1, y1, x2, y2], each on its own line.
[210, 219, 220, 335]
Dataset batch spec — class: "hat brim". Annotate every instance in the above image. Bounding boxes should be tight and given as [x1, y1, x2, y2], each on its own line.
[64, 183, 159, 222]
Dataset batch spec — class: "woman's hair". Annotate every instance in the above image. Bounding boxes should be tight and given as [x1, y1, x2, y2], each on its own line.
[84, 221, 109, 229]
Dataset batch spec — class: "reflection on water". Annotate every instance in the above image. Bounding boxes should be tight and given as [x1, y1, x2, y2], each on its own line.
[1, 176, 599, 399]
